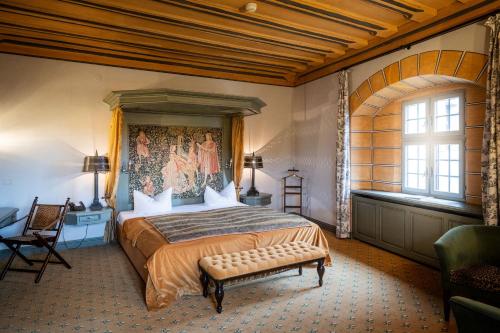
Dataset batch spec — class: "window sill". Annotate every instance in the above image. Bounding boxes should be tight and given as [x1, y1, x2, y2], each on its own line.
[351, 190, 482, 219]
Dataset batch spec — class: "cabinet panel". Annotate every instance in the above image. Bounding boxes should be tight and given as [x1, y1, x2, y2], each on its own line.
[409, 209, 444, 260]
[353, 197, 377, 240]
[379, 204, 405, 249]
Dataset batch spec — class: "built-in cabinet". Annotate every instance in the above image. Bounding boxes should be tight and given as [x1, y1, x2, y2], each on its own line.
[352, 194, 483, 268]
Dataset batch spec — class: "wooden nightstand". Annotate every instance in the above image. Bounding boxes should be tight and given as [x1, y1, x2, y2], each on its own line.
[239, 193, 272, 206]
[0, 207, 19, 229]
[64, 208, 112, 226]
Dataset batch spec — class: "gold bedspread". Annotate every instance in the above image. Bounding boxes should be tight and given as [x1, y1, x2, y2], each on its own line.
[121, 217, 331, 310]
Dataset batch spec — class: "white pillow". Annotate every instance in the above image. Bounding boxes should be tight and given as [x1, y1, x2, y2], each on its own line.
[204, 182, 239, 206]
[133, 188, 172, 214]
[219, 181, 237, 202]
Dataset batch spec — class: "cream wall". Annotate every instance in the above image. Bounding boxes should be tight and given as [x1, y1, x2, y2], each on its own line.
[0, 54, 294, 243]
[293, 22, 489, 227]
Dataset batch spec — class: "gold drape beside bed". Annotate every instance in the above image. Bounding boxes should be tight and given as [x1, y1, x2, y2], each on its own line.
[231, 116, 245, 197]
[104, 106, 123, 242]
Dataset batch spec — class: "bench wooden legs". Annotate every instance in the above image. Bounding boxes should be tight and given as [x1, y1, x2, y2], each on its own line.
[298, 266, 302, 276]
[214, 281, 224, 314]
[200, 271, 209, 298]
[317, 259, 325, 287]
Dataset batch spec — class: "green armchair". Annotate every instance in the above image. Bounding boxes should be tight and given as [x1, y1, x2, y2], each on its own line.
[434, 225, 500, 321]
[451, 296, 500, 333]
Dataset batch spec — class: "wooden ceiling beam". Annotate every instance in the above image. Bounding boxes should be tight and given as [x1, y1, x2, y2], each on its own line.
[367, 0, 437, 22]
[0, 11, 310, 72]
[296, 0, 499, 85]
[2, 35, 292, 78]
[0, 27, 296, 76]
[1, 0, 327, 63]
[0, 40, 293, 86]
[71, 0, 346, 56]
[262, 0, 398, 38]
[161, 0, 369, 49]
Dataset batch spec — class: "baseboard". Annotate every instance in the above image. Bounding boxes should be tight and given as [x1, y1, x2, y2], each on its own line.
[300, 215, 337, 234]
[0, 236, 105, 257]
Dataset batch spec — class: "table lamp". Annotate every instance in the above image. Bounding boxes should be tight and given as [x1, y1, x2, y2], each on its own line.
[244, 152, 263, 196]
[83, 151, 110, 211]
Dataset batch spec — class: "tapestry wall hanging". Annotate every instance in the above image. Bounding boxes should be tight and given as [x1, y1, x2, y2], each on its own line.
[128, 124, 223, 200]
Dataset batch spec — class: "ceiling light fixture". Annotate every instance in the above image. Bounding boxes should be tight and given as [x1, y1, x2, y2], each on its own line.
[243, 2, 257, 13]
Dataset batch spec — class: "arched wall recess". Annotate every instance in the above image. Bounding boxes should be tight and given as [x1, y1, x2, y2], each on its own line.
[349, 50, 488, 116]
[348, 50, 488, 206]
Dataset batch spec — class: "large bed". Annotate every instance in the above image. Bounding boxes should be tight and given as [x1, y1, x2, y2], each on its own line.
[117, 203, 331, 310]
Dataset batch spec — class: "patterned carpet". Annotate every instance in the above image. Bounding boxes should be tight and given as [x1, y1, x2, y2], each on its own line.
[0, 230, 456, 333]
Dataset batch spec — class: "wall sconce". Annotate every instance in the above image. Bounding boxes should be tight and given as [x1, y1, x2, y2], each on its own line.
[121, 160, 133, 174]
[224, 158, 233, 169]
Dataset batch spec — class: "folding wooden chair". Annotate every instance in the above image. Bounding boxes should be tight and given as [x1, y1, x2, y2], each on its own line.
[0, 197, 71, 283]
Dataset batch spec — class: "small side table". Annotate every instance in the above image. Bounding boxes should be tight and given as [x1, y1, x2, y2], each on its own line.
[64, 208, 112, 226]
[0, 207, 19, 229]
[239, 193, 272, 206]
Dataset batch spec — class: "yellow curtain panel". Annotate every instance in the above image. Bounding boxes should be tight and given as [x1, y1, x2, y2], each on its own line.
[231, 116, 245, 197]
[104, 106, 123, 242]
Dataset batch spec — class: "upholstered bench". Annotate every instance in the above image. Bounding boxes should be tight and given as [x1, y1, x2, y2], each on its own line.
[199, 241, 326, 313]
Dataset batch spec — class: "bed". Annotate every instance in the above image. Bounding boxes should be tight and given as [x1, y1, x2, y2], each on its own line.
[117, 203, 331, 310]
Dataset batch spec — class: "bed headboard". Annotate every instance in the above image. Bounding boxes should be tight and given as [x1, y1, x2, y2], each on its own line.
[104, 88, 266, 213]
[116, 112, 232, 211]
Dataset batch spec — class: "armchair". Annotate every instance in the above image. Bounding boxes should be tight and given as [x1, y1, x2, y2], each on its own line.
[451, 296, 500, 333]
[434, 225, 500, 321]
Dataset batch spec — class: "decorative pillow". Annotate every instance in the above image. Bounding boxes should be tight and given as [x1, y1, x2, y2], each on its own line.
[450, 264, 500, 293]
[204, 186, 232, 206]
[219, 181, 238, 202]
[133, 188, 172, 214]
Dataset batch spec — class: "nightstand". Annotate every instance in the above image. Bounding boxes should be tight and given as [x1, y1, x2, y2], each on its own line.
[64, 208, 112, 226]
[239, 193, 272, 206]
[0, 207, 18, 229]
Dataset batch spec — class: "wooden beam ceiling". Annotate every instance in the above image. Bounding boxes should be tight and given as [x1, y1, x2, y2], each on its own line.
[0, 0, 497, 86]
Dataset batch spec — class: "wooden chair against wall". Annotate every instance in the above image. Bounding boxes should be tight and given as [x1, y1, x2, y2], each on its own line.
[0, 197, 71, 283]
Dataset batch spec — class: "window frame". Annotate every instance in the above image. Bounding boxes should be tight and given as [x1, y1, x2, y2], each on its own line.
[401, 90, 465, 200]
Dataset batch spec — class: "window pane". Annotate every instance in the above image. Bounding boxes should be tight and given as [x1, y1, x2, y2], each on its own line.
[450, 177, 459, 194]
[418, 175, 427, 189]
[450, 115, 460, 131]
[438, 176, 449, 192]
[405, 102, 426, 134]
[407, 120, 418, 134]
[449, 97, 459, 115]
[408, 104, 418, 119]
[408, 160, 418, 173]
[438, 144, 449, 160]
[418, 160, 426, 174]
[408, 174, 418, 188]
[434, 144, 462, 196]
[435, 99, 449, 116]
[450, 144, 460, 160]
[438, 161, 449, 176]
[436, 116, 449, 132]
[450, 161, 459, 177]
[408, 145, 418, 159]
[434, 96, 461, 133]
[418, 103, 426, 118]
[405, 144, 426, 191]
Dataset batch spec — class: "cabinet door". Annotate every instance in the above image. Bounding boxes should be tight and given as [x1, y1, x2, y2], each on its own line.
[408, 207, 445, 265]
[446, 214, 482, 230]
[353, 196, 377, 241]
[379, 203, 406, 250]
